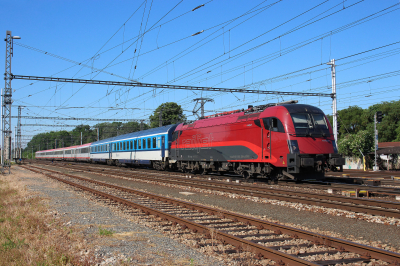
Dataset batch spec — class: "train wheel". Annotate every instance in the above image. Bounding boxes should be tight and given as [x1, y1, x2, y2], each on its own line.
[201, 168, 209, 175]
[242, 171, 250, 179]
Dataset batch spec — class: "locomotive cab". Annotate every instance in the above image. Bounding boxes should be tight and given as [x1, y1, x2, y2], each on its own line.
[283, 104, 345, 177]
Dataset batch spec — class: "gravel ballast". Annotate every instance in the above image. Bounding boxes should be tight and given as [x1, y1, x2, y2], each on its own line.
[42, 164, 400, 251]
[14, 166, 222, 265]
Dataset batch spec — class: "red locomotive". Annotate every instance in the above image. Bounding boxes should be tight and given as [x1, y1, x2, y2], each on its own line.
[169, 101, 344, 180]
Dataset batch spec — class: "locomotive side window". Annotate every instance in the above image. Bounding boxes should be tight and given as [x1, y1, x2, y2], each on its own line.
[130, 141, 133, 150]
[153, 137, 156, 148]
[143, 139, 147, 149]
[171, 131, 182, 142]
[147, 138, 151, 149]
[123, 142, 126, 150]
[254, 119, 261, 127]
[262, 117, 285, 133]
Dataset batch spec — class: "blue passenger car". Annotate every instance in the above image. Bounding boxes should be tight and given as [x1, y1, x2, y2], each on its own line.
[90, 124, 179, 169]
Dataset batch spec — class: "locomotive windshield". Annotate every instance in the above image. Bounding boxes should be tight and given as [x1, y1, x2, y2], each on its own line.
[291, 113, 330, 137]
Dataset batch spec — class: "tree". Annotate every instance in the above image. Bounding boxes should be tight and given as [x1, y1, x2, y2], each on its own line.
[338, 130, 373, 157]
[337, 106, 366, 135]
[149, 102, 186, 128]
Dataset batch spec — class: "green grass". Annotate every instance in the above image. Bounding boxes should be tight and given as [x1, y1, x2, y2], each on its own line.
[99, 227, 114, 236]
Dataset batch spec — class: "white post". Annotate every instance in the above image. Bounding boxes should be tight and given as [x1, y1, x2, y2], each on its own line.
[374, 113, 378, 171]
[327, 59, 337, 146]
[13, 127, 16, 160]
[80, 132, 82, 145]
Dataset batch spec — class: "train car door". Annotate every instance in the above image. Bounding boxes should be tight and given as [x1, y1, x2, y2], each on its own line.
[133, 140, 136, 161]
[161, 136, 165, 159]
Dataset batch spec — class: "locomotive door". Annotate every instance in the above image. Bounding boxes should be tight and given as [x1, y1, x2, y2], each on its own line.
[262, 118, 275, 159]
[174, 131, 180, 159]
[262, 117, 281, 160]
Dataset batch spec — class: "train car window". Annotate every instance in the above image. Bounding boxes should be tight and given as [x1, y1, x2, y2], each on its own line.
[134, 140, 137, 149]
[148, 138, 151, 149]
[138, 139, 142, 149]
[130, 141, 132, 150]
[142, 139, 145, 149]
[153, 137, 156, 148]
[123, 142, 126, 150]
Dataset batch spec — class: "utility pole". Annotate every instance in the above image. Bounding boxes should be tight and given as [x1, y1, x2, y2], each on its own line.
[2, 31, 20, 173]
[55, 139, 57, 149]
[158, 108, 163, 127]
[80, 132, 82, 145]
[327, 59, 337, 147]
[374, 111, 382, 171]
[193, 98, 214, 119]
[96, 127, 99, 141]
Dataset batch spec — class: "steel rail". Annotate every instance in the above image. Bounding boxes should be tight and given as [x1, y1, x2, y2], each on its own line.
[22, 165, 318, 266]
[23, 164, 400, 265]
[40, 162, 400, 218]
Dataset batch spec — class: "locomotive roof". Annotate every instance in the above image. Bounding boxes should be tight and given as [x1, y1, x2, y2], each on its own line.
[91, 123, 179, 145]
[281, 104, 324, 114]
[179, 103, 325, 130]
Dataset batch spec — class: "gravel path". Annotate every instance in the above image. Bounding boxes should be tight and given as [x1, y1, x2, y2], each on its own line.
[15, 166, 222, 266]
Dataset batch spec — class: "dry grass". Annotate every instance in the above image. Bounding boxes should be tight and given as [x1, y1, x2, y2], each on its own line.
[0, 172, 97, 266]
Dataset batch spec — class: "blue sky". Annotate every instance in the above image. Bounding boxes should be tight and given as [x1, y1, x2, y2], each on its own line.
[1, 0, 399, 145]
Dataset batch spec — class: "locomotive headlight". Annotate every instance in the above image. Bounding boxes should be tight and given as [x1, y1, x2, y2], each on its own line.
[287, 140, 299, 154]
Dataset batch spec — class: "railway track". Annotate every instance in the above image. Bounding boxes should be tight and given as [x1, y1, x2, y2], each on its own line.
[31, 161, 400, 219]
[21, 164, 400, 266]
[276, 179, 400, 197]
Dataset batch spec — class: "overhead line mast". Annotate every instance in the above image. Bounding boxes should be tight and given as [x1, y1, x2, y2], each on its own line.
[2, 31, 20, 173]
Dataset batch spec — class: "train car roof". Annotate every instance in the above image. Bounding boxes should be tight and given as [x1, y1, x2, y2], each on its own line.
[91, 124, 180, 146]
[36, 142, 92, 153]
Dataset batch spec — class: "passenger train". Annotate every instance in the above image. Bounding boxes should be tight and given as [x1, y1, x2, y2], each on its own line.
[36, 101, 345, 180]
